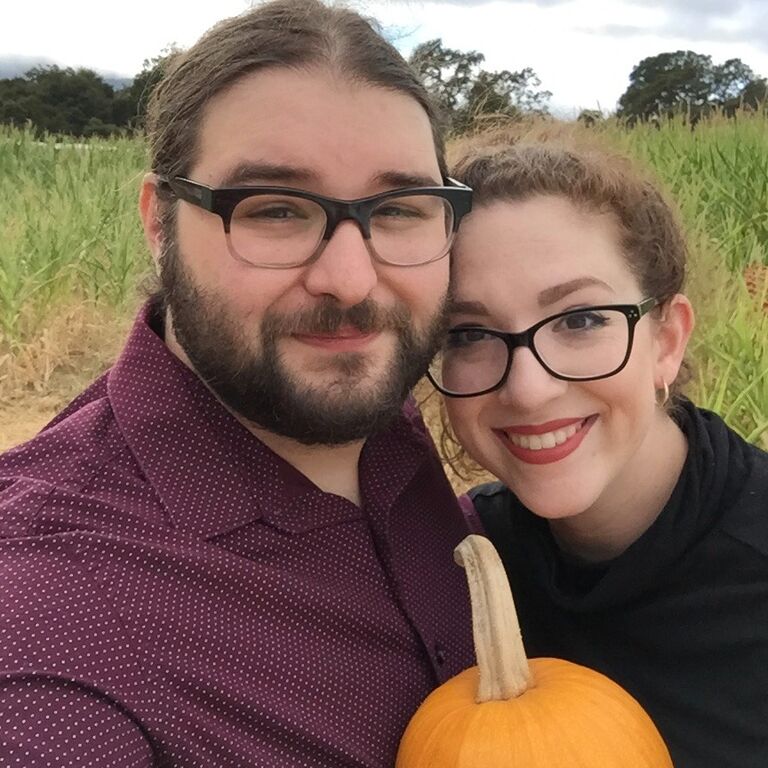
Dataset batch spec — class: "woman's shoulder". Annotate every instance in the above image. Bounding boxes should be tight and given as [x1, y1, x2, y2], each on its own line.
[692, 403, 768, 483]
[686, 402, 768, 558]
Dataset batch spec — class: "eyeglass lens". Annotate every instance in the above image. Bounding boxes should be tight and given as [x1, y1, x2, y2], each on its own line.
[430, 308, 632, 395]
[228, 193, 454, 267]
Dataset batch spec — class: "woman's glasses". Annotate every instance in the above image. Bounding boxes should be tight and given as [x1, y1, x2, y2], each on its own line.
[428, 298, 659, 398]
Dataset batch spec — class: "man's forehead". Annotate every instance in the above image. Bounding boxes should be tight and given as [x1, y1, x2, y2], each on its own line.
[190, 68, 442, 191]
[215, 161, 441, 191]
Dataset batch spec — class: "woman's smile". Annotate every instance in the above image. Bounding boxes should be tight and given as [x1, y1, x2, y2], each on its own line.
[493, 415, 597, 465]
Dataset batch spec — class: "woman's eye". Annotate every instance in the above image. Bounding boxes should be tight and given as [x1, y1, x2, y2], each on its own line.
[556, 311, 609, 332]
[446, 328, 493, 347]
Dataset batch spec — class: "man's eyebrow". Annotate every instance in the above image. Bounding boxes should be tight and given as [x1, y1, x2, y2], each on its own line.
[218, 165, 440, 194]
[538, 277, 614, 307]
[447, 299, 491, 316]
[372, 170, 442, 189]
[219, 162, 316, 187]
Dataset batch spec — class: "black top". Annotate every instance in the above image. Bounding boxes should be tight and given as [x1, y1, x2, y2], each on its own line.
[471, 400, 768, 768]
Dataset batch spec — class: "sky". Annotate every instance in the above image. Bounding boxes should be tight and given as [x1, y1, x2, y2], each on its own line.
[3, 0, 768, 115]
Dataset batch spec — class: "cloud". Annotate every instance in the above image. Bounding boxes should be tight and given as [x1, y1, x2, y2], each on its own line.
[627, 0, 745, 15]
[576, 0, 768, 53]
[383, 0, 571, 7]
[394, 0, 748, 9]
[385, 0, 767, 52]
[375, 0, 768, 110]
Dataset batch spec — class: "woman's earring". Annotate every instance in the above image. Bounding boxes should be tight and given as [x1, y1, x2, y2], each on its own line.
[655, 379, 670, 408]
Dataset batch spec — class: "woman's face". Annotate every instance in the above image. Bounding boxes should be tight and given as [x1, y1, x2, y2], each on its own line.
[445, 194, 686, 521]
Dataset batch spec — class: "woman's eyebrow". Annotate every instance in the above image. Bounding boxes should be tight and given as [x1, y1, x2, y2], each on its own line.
[538, 277, 613, 307]
[447, 299, 490, 316]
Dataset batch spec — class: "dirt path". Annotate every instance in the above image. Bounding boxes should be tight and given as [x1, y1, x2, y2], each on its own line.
[0, 393, 78, 451]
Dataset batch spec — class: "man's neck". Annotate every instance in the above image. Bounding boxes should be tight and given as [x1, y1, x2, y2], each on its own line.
[241, 421, 365, 506]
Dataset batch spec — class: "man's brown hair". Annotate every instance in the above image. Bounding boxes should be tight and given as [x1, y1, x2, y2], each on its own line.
[146, 0, 447, 180]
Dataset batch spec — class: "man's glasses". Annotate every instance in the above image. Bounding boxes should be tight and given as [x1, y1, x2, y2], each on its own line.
[156, 175, 472, 269]
[428, 298, 659, 398]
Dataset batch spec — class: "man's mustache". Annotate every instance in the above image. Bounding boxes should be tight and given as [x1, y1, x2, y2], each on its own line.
[265, 298, 412, 336]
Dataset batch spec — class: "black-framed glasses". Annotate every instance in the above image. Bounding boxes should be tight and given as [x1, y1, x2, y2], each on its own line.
[156, 175, 472, 269]
[428, 298, 659, 398]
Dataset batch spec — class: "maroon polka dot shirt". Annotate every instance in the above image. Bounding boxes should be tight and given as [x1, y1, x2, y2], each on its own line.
[0, 303, 475, 767]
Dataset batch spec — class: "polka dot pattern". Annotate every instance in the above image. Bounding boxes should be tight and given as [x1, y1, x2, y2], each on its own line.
[0, 302, 474, 767]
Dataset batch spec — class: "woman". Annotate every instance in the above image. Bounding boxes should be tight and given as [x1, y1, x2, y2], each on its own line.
[429, 137, 768, 768]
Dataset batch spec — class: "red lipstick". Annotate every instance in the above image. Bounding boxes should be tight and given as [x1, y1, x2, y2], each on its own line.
[494, 415, 597, 465]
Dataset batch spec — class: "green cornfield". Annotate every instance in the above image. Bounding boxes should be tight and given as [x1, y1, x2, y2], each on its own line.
[0, 116, 766, 449]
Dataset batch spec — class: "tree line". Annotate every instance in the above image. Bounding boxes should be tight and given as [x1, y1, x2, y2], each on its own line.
[0, 53, 169, 137]
[0, 43, 765, 138]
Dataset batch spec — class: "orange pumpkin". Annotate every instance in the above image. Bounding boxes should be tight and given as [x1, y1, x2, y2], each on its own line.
[396, 535, 673, 767]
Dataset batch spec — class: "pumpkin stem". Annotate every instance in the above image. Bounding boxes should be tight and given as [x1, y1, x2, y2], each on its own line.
[454, 534, 532, 702]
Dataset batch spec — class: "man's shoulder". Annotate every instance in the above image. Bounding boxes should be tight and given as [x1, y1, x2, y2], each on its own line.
[1, 379, 118, 481]
[0, 381, 164, 538]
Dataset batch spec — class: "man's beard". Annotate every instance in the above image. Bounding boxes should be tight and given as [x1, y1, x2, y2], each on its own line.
[157, 234, 447, 446]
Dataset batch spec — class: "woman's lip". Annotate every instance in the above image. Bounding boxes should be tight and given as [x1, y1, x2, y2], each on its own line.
[493, 415, 597, 465]
[500, 416, 588, 436]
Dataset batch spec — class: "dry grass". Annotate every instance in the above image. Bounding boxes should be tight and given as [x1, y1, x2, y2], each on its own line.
[0, 301, 134, 450]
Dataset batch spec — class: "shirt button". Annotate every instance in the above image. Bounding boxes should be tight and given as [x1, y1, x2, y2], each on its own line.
[435, 644, 447, 666]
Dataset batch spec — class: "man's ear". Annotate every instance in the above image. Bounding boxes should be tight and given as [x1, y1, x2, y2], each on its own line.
[654, 294, 695, 388]
[139, 173, 165, 273]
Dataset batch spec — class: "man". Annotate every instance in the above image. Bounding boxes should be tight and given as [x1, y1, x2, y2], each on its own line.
[0, 1, 476, 766]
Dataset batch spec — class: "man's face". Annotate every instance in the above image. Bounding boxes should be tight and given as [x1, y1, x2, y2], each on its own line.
[152, 68, 449, 445]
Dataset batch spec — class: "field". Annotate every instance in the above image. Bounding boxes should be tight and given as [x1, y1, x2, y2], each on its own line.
[0, 117, 767, 461]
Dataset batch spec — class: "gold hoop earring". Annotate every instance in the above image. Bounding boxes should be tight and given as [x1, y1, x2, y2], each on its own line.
[656, 379, 670, 408]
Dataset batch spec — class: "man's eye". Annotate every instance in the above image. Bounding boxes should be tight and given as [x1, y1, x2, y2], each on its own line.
[245, 205, 305, 220]
[373, 204, 422, 219]
[234, 196, 316, 222]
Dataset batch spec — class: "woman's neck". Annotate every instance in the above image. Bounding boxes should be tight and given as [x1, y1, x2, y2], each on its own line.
[549, 411, 689, 563]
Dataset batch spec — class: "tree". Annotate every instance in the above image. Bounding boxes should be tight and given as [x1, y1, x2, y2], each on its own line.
[0, 66, 116, 136]
[409, 39, 550, 134]
[739, 78, 768, 110]
[577, 109, 604, 127]
[618, 51, 712, 121]
[0, 47, 179, 136]
[112, 47, 178, 130]
[711, 58, 756, 103]
[618, 51, 766, 122]
[0, 77, 37, 126]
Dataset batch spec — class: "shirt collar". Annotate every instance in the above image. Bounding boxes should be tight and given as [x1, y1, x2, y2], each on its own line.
[107, 302, 433, 539]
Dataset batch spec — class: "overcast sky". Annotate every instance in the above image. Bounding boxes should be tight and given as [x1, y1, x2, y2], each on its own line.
[3, 0, 768, 115]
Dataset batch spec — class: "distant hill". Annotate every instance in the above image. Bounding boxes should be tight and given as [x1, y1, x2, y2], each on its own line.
[0, 55, 132, 90]
[0, 55, 56, 79]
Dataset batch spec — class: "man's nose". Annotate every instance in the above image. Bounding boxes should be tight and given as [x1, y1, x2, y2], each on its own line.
[301, 220, 379, 307]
